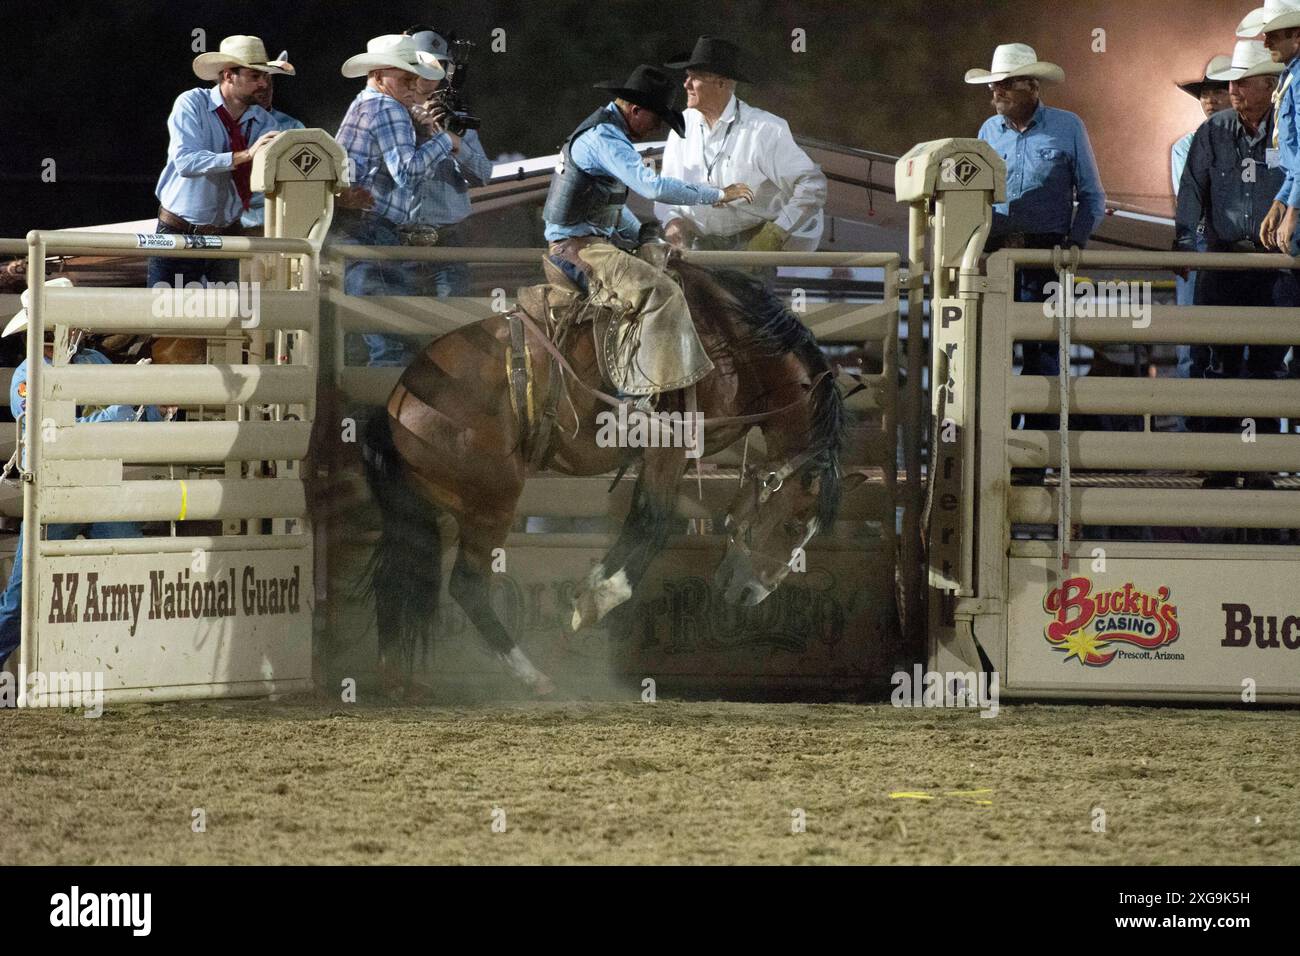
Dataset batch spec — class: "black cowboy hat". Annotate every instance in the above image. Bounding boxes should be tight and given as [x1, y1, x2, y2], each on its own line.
[594, 64, 686, 136]
[1177, 77, 1230, 98]
[665, 36, 750, 83]
[1177, 55, 1232, 98]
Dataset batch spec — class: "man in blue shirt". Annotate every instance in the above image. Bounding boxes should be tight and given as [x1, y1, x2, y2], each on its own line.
[0, 280, 170, 672]
[405, 28, 495, 298]
[242, 60, 306, 234]
[1240, 2, 1300, 255]
[334, 34, 454, 367]
[1171, 55, 1233, 395]
[544, 65, 753, 399]
[1173, 59, 1234, 198]
[150, 36, 288, 289]
[967, 44, 1106, 430]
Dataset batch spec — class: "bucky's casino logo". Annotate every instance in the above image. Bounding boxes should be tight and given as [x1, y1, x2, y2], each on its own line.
[1043, 577, 1180, 666]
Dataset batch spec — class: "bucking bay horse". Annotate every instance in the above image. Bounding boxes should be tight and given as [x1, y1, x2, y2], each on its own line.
[362, 261, 849, 696]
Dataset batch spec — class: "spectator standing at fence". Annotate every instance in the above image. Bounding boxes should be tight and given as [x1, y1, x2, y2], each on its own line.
[1172, 54, 1233, 372]
[1173, 59, 1234, 197]
[403, 27, 495, 297]
[0, 280, 172, 675]
[656, 36, 827, 263]
[333, 34, 453, 367]
[966, 44, 1106, 435]
[150, 36, 289, 288]
[1244, 1, 1300, 254]
[242, 58, 305, 235]
[1176, 40, 1291, 487]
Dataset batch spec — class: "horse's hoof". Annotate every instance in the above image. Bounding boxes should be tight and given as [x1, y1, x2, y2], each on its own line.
[572, 567, 632, 631]
[533, 674, 557, 697]
[499, 646, 555, 697]
[571, 590, 599, 631]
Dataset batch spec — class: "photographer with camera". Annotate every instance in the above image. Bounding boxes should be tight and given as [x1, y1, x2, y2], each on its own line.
[333, 33, 450, 367]
[404, 27, 494, 296]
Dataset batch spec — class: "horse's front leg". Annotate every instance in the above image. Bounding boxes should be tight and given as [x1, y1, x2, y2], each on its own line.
[572, 443, 686, 630]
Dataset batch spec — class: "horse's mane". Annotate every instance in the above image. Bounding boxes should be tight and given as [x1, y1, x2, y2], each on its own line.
[678, 263, 845, 528]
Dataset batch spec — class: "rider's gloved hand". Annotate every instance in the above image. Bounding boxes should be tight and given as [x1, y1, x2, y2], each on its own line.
[638, 220, 666, 245]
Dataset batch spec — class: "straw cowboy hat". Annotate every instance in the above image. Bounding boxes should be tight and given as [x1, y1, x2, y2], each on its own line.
[341, 35, 445, 80]
[193, 35, 295, 82]
[964, 43, 1065, 85]
[1177, 55, 1233, 97]
[1208, 40, 1286, 81]
[1238, 0, 1300, 37]
[3, 277, 72, 338]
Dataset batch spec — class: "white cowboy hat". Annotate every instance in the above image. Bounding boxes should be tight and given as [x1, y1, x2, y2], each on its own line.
[409, 30, 453, 65]
[4, 277, 73, 338]
[193, 35, 295, 82]
[965, 43, 1065, 85]
[1238, 0, 1300, 37]
[1207, 40, 1286, 80]
[341, 35, 445, 80]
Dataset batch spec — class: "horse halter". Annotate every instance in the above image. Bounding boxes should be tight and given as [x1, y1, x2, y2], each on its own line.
[725, 442, 830, 573]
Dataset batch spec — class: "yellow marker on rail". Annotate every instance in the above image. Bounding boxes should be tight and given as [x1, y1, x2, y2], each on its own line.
[177, 480, 188, 521]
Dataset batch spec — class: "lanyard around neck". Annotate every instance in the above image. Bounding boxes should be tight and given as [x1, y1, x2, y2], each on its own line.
[701, 103, 741, 182]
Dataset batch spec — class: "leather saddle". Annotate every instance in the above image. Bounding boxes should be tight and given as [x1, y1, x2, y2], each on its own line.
[517, 243, 682, 395]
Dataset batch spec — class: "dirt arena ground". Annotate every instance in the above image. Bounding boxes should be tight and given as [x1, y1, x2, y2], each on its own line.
[2, 695, 1295, 865]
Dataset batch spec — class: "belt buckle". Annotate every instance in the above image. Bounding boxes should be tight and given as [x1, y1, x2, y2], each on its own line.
[398, 224, 441, 247]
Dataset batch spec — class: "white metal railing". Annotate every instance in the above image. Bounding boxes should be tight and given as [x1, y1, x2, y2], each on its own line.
[8, 230, 319, 704]
[984, 248, 1300, 553]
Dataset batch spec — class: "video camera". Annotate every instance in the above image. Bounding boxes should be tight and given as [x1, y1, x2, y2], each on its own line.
[431, 35, 481, 135]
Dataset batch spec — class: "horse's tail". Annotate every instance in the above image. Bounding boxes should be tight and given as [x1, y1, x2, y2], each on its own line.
[360, 410, 441, 670]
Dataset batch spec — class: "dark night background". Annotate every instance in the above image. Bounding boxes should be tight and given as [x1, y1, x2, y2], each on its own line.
[0, 0, 1248, 236]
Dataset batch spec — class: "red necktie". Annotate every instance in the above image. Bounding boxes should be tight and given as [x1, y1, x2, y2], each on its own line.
[215, 105, 252, 211]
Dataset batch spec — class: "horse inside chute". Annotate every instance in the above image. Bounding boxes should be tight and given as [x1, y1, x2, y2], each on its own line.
[362, 260, 850, 697]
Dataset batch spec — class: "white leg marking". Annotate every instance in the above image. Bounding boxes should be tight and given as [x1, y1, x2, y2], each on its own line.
[592, 569, 633, 621]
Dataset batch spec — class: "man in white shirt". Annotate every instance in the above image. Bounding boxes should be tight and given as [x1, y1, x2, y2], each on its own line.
[656, 37, 827, 253]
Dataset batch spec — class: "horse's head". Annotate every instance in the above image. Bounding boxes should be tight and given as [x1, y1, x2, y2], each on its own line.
[676, 264, 849, 606]
[715, 448, 835, 606]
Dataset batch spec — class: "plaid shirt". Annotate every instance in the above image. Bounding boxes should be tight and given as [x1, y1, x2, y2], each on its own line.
[335, 88, 453, 225]
[409, 128, 494, 227]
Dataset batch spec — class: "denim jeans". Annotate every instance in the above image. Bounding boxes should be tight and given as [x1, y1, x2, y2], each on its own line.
[145, 220, 239, 289]
[0, 521, 142, 667]
[1016, 266, 1062, 431]
[333, 211, 422, 368]
[1189, 267, 1296, 434]
[413, 224, 471, 297]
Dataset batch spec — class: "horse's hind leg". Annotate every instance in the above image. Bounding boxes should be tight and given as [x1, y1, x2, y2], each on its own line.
[449, 520, 556, 696]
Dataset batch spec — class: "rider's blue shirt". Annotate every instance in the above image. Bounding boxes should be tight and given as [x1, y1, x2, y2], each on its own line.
[12, 349, 164, 422]
[544, 103, 723, 243]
